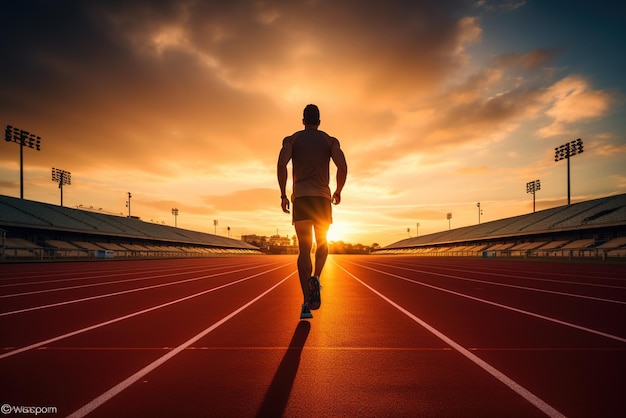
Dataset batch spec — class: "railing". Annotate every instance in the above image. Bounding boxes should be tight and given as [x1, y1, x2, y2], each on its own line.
[1, 246, 261, 261]
[374, 247, 626, 259]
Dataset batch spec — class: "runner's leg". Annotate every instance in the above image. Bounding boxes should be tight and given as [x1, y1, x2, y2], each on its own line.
[313, 222, 329, 277]
[294, 220, 313, 303]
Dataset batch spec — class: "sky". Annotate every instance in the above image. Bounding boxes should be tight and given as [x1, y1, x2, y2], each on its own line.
[1, 0, 625, 247]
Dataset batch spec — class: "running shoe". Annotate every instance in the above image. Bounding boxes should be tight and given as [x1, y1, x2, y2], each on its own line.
[307, 276, 321, 310]
[300, 303, 313, 319]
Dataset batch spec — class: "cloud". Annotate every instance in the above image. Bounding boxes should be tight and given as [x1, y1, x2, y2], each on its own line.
[456, 165, 490, 175]
[537, 76, 613, 137]
[201, 188, 277, 212]
[496, 48, 560, 71]
[389, 209, 449, 221]
[475, 0, 527, 12]
[1, 0, 482, 179]
[593, 140, 626, 157]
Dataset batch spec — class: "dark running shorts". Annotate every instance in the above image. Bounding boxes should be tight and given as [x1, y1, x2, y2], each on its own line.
[292, 196, 332, 225]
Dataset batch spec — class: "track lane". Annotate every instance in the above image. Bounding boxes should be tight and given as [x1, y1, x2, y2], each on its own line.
[386, 257, 626, 288]
[351, 258, 626, 339]
[0, 258, 281, 302]
[0, 261, 284, 317]
[368, 259, 626, 299]
[333, 256, 626, 417]
[75, 257, 549, 417]
[1, 255, 624, 417]
[1, 258, 296, 416]
[334, 259, 566, 418]
[0, 260, 291, 353]
[66, 272, 295, 418]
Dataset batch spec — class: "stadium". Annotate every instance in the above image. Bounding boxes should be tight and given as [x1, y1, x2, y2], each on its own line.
[376, 193, 626, 259]
[2, 192, 625, 261]
[2, 2, 625, 416]
[0, 194, 260, 260]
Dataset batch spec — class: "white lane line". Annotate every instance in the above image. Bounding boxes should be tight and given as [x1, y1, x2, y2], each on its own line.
[336, 263, 566, 418]
[0, 261, 278, 298]
[0, 263, 283, 317]
[0, 264, 206, 288]
[3, 345, 622, 352]
[351, 262, 626, 343]
[0, 266, 293, 360]
[362, 261, 626, 305]
[0, 259, 266, 289]
[66, 272, 294, 418]
[387, 259, 626, 286]
[15, 346, 453, 352]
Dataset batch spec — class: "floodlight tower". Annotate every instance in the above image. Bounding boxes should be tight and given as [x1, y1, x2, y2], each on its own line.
[416, 222, 420, 237]
[51, 168, 71, 207]
[126, 192, 132, 217]
[447, 213, 452, 230]
[526, 179, 541, 213]
[554, 138, 583, 205]
[172, 208, 179, 227]
[477, 202, 483, 224]
[214, 219, 218, 234]
[4, 125, 42, 199]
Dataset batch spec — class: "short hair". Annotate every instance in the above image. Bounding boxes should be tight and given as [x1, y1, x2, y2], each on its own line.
[303, 104, 320, 125]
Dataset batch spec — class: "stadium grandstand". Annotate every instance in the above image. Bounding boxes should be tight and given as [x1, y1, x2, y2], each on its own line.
[375, 193, 626, 259]
[0, 194, 260, 260]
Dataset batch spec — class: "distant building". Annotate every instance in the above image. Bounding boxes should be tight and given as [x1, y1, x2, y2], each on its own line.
[241, 234, 297, 253]
[328, 241, 371, 254]
[241, 234, 268, 250]
[268, 234, 293, 247]
[243, 233, 370, 254]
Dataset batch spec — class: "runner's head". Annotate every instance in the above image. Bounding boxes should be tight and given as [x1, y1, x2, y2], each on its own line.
[303, 104, 320, 126]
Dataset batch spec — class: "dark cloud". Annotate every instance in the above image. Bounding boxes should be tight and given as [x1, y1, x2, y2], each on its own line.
[0, 0, 480, 179]
[496, 48, 560, 70]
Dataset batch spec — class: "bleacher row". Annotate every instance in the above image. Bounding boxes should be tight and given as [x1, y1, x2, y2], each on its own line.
[375, 236, 626, 258]
[377, 193, 626, 258]
[0, 194, 261, 260]
[2, 238, 257, 260]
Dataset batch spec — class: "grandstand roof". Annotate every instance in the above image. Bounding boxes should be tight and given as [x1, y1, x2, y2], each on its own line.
[384, 193, 626, 249]
[0, 194, 258, 250]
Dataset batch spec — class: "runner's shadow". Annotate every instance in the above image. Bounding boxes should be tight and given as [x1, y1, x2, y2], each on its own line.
[256, 320, 311, 417]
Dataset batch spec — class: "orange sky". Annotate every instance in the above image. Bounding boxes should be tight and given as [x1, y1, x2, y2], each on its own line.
[1, 1, 625, 246]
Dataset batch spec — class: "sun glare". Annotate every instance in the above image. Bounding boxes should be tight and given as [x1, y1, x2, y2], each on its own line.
[326, 223, 349, 243]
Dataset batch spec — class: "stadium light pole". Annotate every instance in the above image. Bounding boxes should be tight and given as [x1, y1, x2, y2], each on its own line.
[416, 222, 420, 237]
[4, 125, 42, 199]
[214, 219, 218, 235]
[447, 213, 452, 230]
[126, 192, 132, 217]
[526, 179, 541, 213]
[554, 138, 583, 205]
[51, 168, 71, 207]
[172, 208, 179, 227]
[477, 202, 483, 224]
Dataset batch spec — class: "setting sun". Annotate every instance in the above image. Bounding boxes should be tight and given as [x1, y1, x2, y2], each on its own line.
[326, 221, 352, 243]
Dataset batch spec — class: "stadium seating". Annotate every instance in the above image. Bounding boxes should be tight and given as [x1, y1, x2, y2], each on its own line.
[1, 194, 260, 260]
[378, 193, 626, 258]
[2, 192, 625, 260]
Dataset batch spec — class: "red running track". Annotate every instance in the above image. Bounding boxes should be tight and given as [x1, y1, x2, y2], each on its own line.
[1, 256, 625, 417]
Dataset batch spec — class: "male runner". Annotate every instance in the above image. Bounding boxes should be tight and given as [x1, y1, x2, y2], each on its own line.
[277, 104, 348, 319]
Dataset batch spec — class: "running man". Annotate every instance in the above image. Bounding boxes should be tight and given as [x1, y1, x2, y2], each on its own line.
[277, 104, 348, 319]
